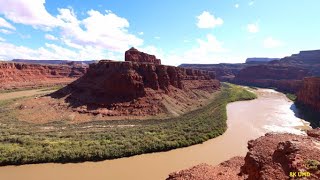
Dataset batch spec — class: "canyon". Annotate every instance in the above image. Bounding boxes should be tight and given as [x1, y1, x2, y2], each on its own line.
[11, 48, 220, 123]
[0, 61, 87, 90]
[181, 50, 320, 94]
[0, 48, 319, 180]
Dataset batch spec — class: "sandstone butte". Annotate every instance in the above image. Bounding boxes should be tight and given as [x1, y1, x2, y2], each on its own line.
[297, 77, 320, 112]
[0, 61, 87, 90]
[48, 48, 220, 117]
[167, 128, 320, 180]
[125, 47, 161, 65]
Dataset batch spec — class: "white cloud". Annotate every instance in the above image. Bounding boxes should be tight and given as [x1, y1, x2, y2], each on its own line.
[45, 34, 58, 40]
[0, 36, 5, 42]
[0, 0, 62, 29]
[138, 31, 144, 35]
[0, 41, 120, 60]
[0, 29, 13, 34]
[0, 1, 144, 57]
[263, 37, 284, 48]
[58, 9, 143, 52]
[162, 34, 228, 65]
[247, 23, 259, 33]
[196, 11, 223, 29]
[0, 17, 16, 30]
[235, 4, 240, 8]
[249, 1, 254, 6]
[154, 36, 160, 39]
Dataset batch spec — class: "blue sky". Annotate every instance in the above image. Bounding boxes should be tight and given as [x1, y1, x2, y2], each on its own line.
[0, 0, 319, 65]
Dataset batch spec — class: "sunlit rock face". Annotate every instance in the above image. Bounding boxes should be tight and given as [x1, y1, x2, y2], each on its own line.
[297, 77, 320, 112]
[0, 62, 87, 90]
[125, 47, 161, 65]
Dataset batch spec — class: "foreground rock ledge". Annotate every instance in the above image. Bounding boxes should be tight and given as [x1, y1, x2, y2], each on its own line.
[167, 128, 320, 180]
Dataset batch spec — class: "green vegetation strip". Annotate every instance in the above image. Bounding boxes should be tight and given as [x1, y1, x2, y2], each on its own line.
[286, 93, 297, 101]
[0, 83, 256, 166]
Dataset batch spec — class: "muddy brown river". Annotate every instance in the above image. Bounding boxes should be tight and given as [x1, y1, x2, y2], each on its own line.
[0, 88, 311, 180]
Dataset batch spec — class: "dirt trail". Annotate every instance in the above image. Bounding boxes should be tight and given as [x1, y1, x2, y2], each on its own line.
[0, 89, 55, 101]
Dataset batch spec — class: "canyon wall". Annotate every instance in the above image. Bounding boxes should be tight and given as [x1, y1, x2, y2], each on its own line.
[232, 50, 320, 93]
[232, 65, 308, 93]
[297, 77, 320, 112]
[179, 63, 248, 81]
[181, 50, 320, 93]
[0, 62, 87, 90]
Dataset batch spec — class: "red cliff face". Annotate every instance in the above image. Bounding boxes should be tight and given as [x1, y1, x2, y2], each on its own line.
[51, 60, 220, 116]
[297, 77, 320, 112]
[125, 47, 161, 65]
[233, 65, 307, 93]
[0, 62, 87, 90]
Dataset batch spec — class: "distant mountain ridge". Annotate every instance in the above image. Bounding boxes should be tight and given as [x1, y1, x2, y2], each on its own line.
[245, 57, 280, 64]
[11, 59, 95, 65]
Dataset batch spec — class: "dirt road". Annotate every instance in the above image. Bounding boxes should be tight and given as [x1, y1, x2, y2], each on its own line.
[0, 88, 56, 101]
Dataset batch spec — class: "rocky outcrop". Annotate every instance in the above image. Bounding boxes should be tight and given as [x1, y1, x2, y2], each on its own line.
[167, 129, 320, 180]
[297, 77, 320, 112]
[125, 47, 161, 65]
[51, 59, 219, 116]
[167, 157, 245, 180]
[0, 62, 87, 90]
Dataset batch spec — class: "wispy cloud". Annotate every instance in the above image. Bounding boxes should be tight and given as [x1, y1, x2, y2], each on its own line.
[196, 11, 223, 29]
[45, 34, 58, 41]
[263, 37, 284, 48]
[0, 17, 16, 30]
[0, 0, 62, 29]
[247, 23, 259, 33]
[0, 29, 13, 34]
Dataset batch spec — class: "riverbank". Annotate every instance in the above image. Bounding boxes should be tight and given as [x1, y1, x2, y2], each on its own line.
[0, 83, 256, 166]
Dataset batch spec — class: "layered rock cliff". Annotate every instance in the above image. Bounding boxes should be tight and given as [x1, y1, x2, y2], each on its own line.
[51, 59, 219, 117]
[125, 47, 161, 65]
[179, 63, 248, 81]
[167, 129, 320, 180]
[297, 77, 320, 112]
[181, 50, 320, 94]
[0, 62, 87, 90]
[232, 50, 320, 93]
[232, 65, 308, 93]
